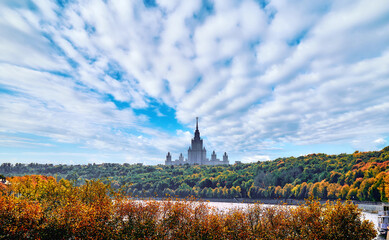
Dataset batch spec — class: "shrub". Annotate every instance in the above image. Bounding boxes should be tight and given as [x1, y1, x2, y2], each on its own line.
[0, 175, 377, 240]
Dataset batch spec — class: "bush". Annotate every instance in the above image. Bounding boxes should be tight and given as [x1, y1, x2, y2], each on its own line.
[0, 175, 377, 240]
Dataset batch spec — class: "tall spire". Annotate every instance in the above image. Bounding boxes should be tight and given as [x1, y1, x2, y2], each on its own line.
[194, 117, 200, 140]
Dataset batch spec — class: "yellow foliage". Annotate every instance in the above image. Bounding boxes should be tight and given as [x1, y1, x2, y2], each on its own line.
[0, 175, 377, 240]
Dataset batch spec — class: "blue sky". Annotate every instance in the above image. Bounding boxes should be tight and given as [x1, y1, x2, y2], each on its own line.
[0, 0, 389, 165]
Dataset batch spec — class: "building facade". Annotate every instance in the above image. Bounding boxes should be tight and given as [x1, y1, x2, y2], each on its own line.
[165, 118, 229, 165]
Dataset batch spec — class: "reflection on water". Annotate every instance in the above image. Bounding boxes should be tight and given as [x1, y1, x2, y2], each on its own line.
[205, 202, 384, 240]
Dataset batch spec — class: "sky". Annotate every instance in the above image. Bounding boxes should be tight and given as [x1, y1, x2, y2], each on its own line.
[0, 0, 389, 165]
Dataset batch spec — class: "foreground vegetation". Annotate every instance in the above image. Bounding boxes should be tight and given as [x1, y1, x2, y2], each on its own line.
[0, 175, 376, 240]
[1, 146, 389, 202]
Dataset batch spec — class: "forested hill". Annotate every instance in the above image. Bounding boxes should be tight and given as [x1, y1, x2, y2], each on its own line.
[1, 146, 389, 202]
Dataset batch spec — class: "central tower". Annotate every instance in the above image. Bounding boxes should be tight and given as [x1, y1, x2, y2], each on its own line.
[165, 117, 229, 165]
[188, 117, 207, 164]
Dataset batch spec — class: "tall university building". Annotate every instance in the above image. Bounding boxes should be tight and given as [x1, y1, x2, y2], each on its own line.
[165, 118, 229, 165]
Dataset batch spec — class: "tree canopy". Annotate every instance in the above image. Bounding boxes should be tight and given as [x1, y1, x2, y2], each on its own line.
[1, 146, 389, 202]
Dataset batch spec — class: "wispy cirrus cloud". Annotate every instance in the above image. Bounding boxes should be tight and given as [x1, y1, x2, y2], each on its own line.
[0, 0, 388, 164]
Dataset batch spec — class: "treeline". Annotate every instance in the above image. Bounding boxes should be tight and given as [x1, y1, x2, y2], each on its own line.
[0, 163, 258, 199]
[1, 146, 389, 201]
[249, 146, 389, 202]
[0, 175, 376, 239]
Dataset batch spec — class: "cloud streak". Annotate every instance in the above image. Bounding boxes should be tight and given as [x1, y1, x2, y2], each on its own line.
[0, 0, 388, 164]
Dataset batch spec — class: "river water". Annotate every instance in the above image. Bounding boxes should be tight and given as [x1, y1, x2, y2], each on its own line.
[205, 201, 383, 240]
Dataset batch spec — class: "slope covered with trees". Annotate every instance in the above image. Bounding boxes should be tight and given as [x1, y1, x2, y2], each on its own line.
[249, 146, 389, 201]
[1, 146, 389, 202]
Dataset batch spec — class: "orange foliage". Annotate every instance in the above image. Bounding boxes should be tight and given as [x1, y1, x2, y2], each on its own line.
[0, 175, 377, 240]
[0, 183, 6, 192]
[359, 162, 377, 172]
[352, 161, 366, 170]
[376, 161, 389, 170]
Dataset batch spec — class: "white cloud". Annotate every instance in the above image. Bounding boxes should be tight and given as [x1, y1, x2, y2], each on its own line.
[0, 0, 389, 164]
[375, 138, 386, 145]
[241, 155, 271, 163]
[0, 7, 68, 71]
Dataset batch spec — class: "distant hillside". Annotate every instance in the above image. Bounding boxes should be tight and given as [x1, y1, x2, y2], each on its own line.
[250, 146, 389, 201]
[1, 146, 389, 201]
